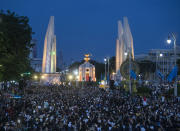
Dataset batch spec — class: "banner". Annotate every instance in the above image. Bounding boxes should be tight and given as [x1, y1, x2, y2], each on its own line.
[130, 70, 137, 80]
[167, 66, 178, 82]
[156, 70, 164, 80]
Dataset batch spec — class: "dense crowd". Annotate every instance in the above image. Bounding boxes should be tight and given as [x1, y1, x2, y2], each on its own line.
[0, 84, 180, 131]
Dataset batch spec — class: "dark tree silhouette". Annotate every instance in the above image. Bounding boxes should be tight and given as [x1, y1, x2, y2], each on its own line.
[0, 10, 34, 82]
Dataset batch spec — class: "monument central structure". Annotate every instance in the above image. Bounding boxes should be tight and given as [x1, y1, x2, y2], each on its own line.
[42, 16, 56, 73]
[115, 17, 134, 79]
[41, 16, 59, 84]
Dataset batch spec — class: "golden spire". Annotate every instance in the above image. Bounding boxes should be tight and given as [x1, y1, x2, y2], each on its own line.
[84, 54, 90, 62]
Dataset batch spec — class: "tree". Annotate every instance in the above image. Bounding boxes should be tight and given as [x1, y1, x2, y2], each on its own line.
[89, 60, 105, 81]
[0, 10, 33, 82]
[109, 56, 115, 73]
[177, 59, 180, 75]
[138, 60, 156, 80]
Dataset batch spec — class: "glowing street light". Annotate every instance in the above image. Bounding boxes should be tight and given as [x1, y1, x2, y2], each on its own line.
[73, 70, 78, 75]
[112, 72, 116, 75]
[104, 58, 107, 81]
[167, 33, 177, 96]
[104, 58, 107, 62]
[68, 75, 73, 80]
[76, 75, 79, 80]
[167, 36, 172, 44]
[17, 118, 21, 124]
[41, 75, 45, 79]
[34, 75, 38, 79]
[159, 53, 163, 57]
[124, 52, 128, 56]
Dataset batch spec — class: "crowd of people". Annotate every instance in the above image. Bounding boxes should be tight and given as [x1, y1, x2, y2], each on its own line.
[0, 84, 180, 131]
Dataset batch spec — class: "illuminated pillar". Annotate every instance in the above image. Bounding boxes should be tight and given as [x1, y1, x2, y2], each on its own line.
[115, 17, 134, 74]
[42, 16, 56, 73]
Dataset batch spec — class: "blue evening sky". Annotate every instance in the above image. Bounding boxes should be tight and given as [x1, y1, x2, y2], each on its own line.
[1, 0, 180, 64]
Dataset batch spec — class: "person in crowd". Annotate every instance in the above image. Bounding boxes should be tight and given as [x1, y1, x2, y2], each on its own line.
[0, 84, 180, 130]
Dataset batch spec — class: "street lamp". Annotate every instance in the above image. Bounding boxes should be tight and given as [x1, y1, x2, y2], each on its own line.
[107, 57, 110, 81]
[41, 75, 45, 79]
[167, 33, 177, 96]
[124, 52, 128, 56]
[159, 53, 163, 57]
[104, 57, 110, 84]
[33, 75, 38, 80]
[159, 53, 164, 83]
[125, 50, 132, 94]
[73, 70, 79, 87]
[73, 70, 78, 76]
[104, 58, 107, 81]
[167, 36, 172, 44]
[68, 75, 73, 80]
[125, 51, 132, 94]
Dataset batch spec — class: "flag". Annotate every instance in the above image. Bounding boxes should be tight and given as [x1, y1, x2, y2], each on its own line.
[130, 70, 137, 80]
[156, 70, 164, 80]
[167, 66, 178, 82]
[100, 73, 103, 81]
[107, 74, 109, 81]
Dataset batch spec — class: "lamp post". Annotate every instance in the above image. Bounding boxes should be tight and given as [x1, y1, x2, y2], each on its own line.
[124, 52, 131, 94]
[129, 52, 132, 94]
[68, 74, 73, 87]
[33, 75, 38, 80]
[73, 70, 78, 87]
[104, 58, 107, 82]
[156, 52, 158, 82]
[167, 33, 177, 96]
[159, 53, 164, 83]
[107, 57, 110, 81]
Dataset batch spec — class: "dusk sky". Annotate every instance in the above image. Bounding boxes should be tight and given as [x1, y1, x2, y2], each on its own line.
[1, 0, 180, 64]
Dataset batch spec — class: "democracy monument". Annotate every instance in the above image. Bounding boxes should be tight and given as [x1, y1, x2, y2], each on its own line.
[79, 54, 96, 82]
[41, 16, 59, 83]
[115, 17, 134, 80]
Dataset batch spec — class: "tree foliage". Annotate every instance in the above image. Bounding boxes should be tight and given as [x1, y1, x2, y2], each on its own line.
[177, 59, 180, 75]
[138, 60, 156, 80]
[109, 56, 115, 73]
[0, 10, 33, 81]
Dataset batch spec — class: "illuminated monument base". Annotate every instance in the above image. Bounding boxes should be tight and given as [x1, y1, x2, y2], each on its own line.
[41, 73, 60, 84]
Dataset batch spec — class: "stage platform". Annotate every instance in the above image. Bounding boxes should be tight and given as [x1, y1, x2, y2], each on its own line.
[40, 73, 60, 84]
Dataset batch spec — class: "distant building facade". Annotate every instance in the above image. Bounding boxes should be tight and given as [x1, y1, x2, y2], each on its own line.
[148, 47, 180, 76]
[29, 39, 38, 59]
[31, 58, 42, 72]
[57, 50, 64, 71]
[79, 54, 96, 82]
[135, 46, 180, 81]
[29, 39, 42, 72]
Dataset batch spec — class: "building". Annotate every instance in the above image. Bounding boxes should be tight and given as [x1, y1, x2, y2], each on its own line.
[79, 54, 96, 82]
[29, 39, 38, 59]
[42, 16, 56, 73]
[29, 39, 42, 72]
[30, 58, 42, 72]
[116, 17, 134, 74]
[135, 46, 180, 81]
[57, 50, 64, 71]
[148, 47, 180, 77]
